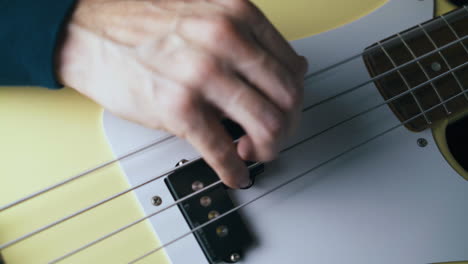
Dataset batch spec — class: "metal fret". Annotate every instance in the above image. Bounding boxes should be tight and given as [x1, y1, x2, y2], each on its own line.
[377, 41, 432, 124]
[440, 14, 468, 54]
[418, 23, 468, 101]
[396, 33, 451, 114]
[127, 82, 468, 264]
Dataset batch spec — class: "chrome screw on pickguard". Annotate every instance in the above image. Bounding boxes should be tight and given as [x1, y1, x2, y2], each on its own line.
[200, 196, 212, 207]
[175, 159, 189, 167]
[151, 196, 162, 206]
[192, 181, 204, 191]
[216, 225, 229, 237]
[417, 138, 428, 148]
[229, 253, 241, 263]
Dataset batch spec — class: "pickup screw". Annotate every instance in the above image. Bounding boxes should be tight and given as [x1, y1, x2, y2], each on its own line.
[151, 196, 162, 206]
[230, 253, 241, 263]
[192, 181, 204, 191]
[417, 138, 428, 148]
[208, 210, 220, 220]
[216, 225, 229, 237]
[200, 196, 212, 207]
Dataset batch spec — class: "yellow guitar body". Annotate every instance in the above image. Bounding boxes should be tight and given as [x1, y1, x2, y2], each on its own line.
[0, 0, 461, 263]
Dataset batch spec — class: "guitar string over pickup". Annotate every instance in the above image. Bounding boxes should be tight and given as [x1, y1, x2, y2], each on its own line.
[165, 159, 264, 263]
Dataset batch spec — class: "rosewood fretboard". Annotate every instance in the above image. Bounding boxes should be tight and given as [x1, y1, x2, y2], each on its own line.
[364, 6, 468, 132]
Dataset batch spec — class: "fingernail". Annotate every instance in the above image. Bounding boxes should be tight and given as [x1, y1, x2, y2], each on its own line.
[240, 177, 252, 189]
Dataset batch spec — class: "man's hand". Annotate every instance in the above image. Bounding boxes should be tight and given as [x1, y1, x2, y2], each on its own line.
[57, 0, 308, 188]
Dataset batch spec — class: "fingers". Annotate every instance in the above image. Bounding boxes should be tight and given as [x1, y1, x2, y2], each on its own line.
[179, 9, 305, 151]
[220, 1, 307, 141]
[134, 2, 304, 183]
[178, 14, 302, 114]
[175, 101, 250, 189]
[213, 0, 308, 79]
[65, 0, 305, 190]
[142, 42, 288, 168]
[235, 43, 303, 113]
[205, 73, 287, 162]
[249, 16, 309, 80]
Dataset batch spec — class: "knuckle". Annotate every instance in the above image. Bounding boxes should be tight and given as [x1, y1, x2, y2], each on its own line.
[171, 93, 198, 121]
[231, 0, 257, 17]
[259, 118, 283, 161]
[259, 145, 279, 162]
[283, 87, 303, 111]
[213, 143, 234, 167]
[197, 57, 219, 80]
[185, 56, 219, 85]
[205, 16, 237, 42]
[261, 114, 284, 147]
[181, 68, 199, 87]
[228, 85, 250, 114]
[295, 56, 309, 77]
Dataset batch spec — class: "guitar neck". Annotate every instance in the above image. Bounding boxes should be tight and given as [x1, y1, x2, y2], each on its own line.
[363, 6, 468, 131]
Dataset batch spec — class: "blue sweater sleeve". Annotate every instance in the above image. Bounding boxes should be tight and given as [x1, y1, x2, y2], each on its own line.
[0, 0, 76, 89]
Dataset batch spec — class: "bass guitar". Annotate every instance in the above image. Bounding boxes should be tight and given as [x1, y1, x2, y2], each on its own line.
[0, 0, 467, 263]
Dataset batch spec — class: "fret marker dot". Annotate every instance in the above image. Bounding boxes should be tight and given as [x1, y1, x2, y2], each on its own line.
[431, 62, 442, 72]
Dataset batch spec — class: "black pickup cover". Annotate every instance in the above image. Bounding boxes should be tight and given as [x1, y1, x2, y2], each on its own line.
[165, 160, 263, 263]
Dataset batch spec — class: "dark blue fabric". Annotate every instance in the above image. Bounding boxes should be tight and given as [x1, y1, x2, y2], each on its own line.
[0, 0, 76, 89]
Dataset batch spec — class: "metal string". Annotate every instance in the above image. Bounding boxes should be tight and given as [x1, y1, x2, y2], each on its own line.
[0, 156, 202, 249]
[303, 6, 467, 81]
[303, 33, 468, 112]
[1, 7, 465, 213]
[126, 79, 468, 264]
[4, 21, 468, 251]
[0, 135, 175, 212]
[49, 60, 468, 263]
[6, 56, 468, 253]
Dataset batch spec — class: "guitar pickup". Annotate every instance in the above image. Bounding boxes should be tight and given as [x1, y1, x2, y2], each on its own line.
[165, 159, 264, 263]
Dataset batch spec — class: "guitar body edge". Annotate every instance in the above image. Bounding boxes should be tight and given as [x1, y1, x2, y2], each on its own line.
[2, 0, 467, 264]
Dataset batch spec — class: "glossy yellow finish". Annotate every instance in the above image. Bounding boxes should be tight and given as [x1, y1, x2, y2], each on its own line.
[432, 109, 468, 181]
[0, 1, 388, 262]
[252, 0, 387, 40]
[436, 0, 458, 16]
[431, 1, 468, 182]
[0, 1, 389, 263]
[2, 1, 462, 264]
[0, 88, 167, 263]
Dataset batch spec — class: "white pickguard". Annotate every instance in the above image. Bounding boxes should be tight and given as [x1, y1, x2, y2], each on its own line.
[103, 0, 468, 263]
